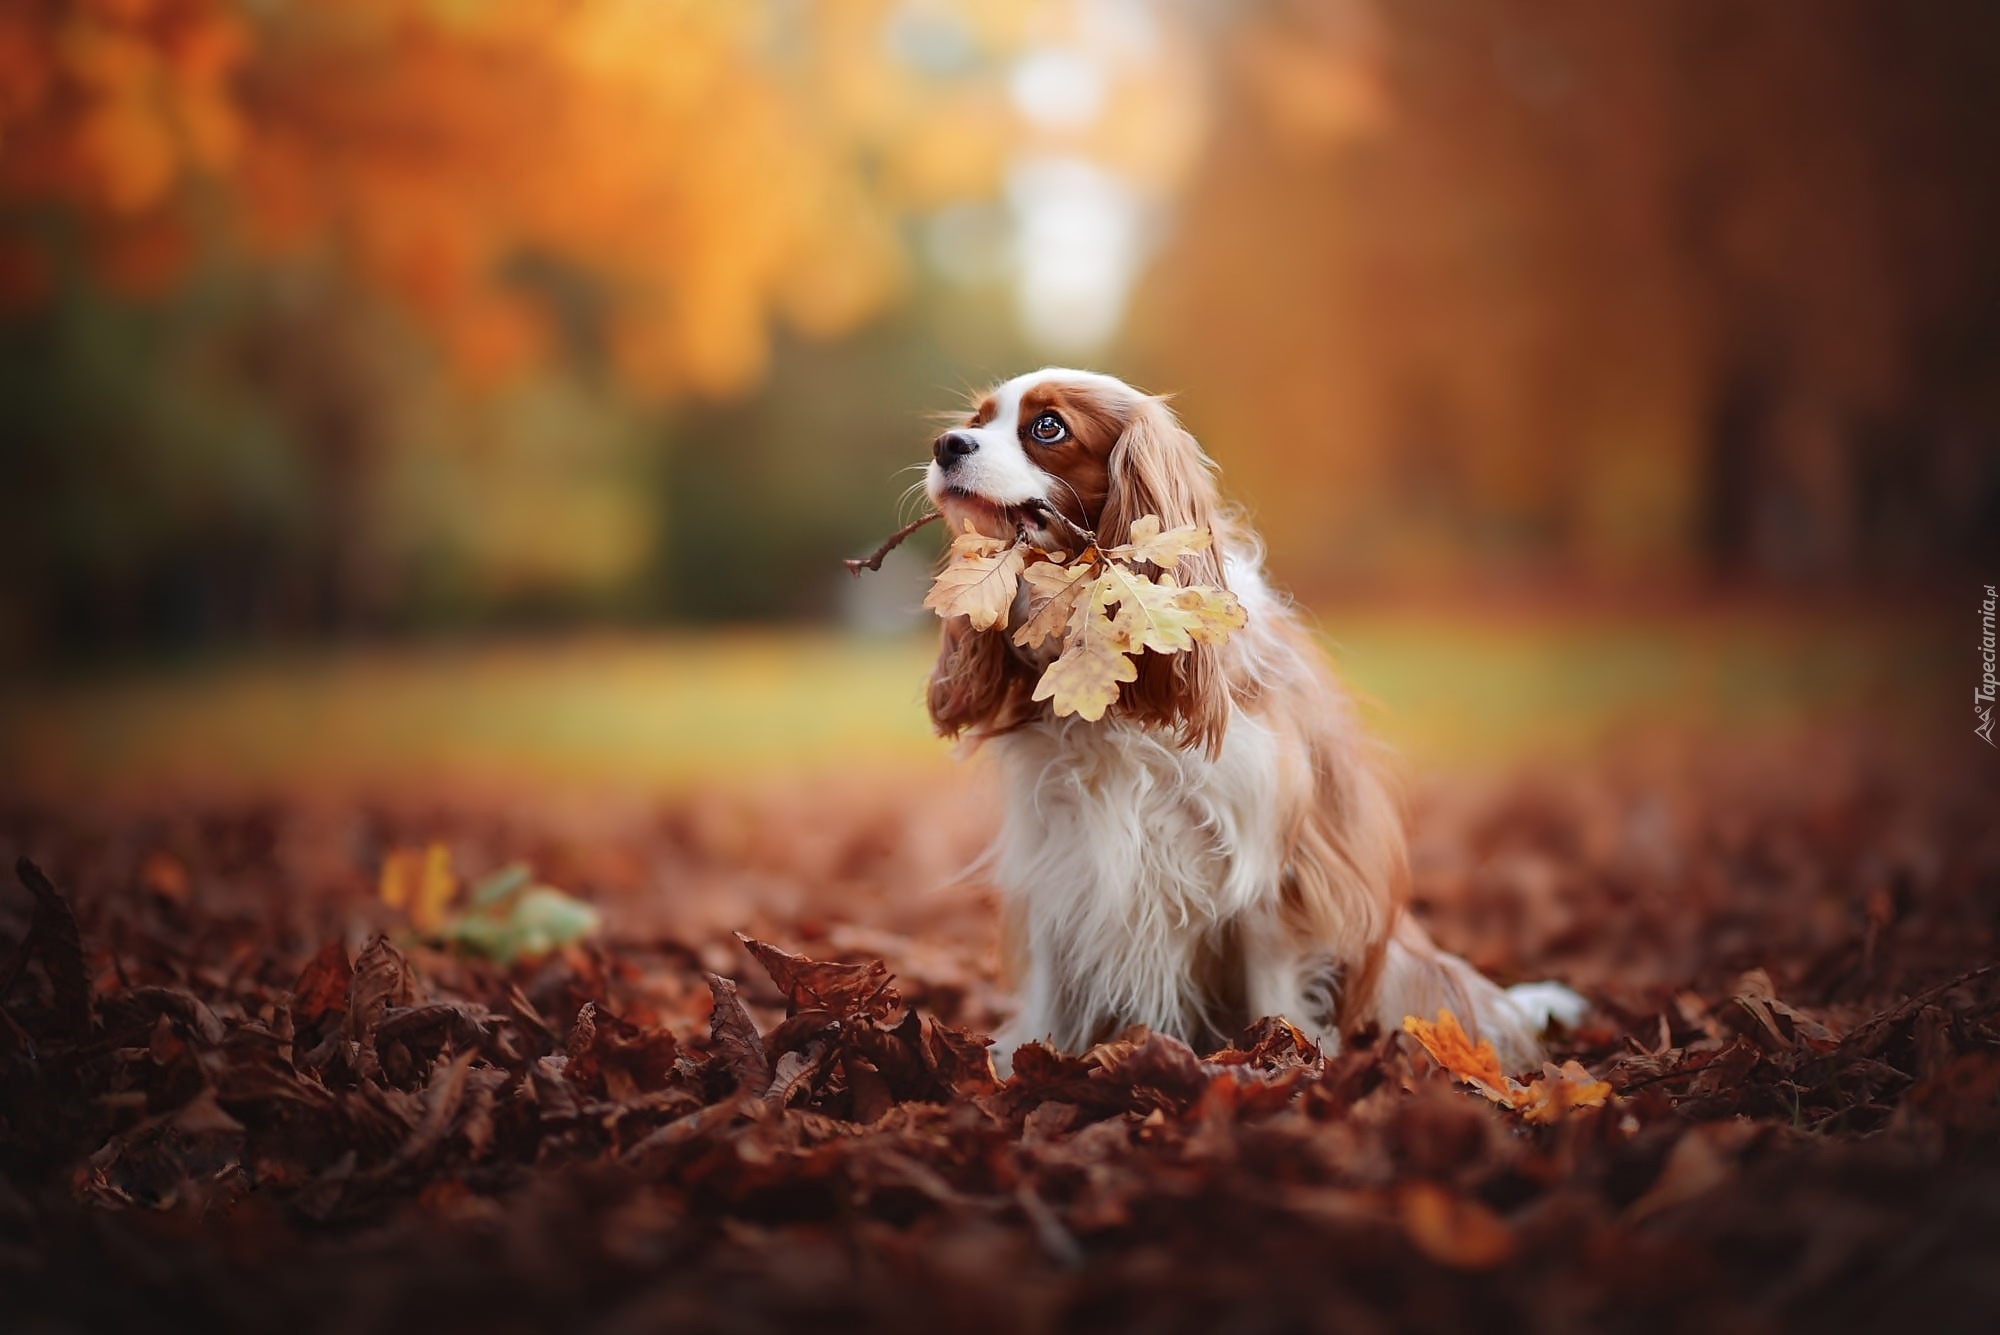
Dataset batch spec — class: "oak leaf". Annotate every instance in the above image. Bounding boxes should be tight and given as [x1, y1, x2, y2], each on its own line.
[1168, 582, 1249, 644]
[1105, 514, 1213, 569]
[1516, 1060, 1614, 1123]
[1032, 570, 1142, 721]
[922, 524, 1026, 631]
[738, 933, 899, 1023]
[1101, 567, 1245, 655]
[1402, 1009, 1510, 1103]
[1033, 626, 1140, 722]
[942, 524, 1011, 560]
[1013, 558, 1095, 650]
[925, 514, 1244, 721]
[1404, 1009, 1612, 1123]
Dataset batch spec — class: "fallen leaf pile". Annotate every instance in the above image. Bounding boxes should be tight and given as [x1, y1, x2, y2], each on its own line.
[924, 516, 1247, 721]
[2, 728, 1997, 1332]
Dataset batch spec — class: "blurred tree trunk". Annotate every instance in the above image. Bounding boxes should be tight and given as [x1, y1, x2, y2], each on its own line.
[1135, 0, 2000, 593]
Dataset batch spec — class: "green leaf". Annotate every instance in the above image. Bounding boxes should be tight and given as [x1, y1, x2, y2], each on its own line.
[437, 880, 601, 965]
[470, 861, 533, 907]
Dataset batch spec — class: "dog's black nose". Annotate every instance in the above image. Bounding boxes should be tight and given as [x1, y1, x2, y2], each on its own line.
[933, 430, 979, 465]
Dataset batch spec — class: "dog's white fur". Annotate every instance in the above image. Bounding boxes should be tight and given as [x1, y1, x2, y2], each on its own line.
[924, 369, 1585, 1071]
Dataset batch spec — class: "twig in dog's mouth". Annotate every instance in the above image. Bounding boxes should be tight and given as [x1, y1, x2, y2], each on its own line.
[844, 500, 1100, 576]
[843, 510, 943, 574]
[1017, 500, 1098, 555]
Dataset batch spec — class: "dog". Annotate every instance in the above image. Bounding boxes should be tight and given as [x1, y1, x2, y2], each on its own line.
[923, 368, 1585, 1071]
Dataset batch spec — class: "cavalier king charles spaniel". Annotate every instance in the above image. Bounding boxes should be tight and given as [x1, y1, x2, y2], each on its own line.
[923, 368, 1585, 1071]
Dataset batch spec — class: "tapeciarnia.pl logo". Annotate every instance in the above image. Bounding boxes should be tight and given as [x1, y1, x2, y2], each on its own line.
[1979, 583, 1997, 746]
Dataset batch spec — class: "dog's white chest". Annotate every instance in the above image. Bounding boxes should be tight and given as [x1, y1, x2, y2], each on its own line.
[987, 714, 1287, 1048]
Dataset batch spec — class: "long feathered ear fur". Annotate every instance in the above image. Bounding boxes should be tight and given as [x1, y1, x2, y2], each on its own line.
[927, 613, 1034, 741]
[1098, 393, 1233, 755]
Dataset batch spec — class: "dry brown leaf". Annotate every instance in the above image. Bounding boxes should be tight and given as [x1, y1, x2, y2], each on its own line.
[1108, 568, 1246, 655]
[14, 858, 91, 1037]
[345, 936, 419, 1047]
[705, 972, 771, 1095]
[292, 940, 352, 1026]
[566, 1001, 682, 1100]
[738, 934, 898, 1022]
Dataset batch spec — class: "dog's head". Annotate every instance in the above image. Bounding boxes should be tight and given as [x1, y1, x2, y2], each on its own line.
[924, 368, 1232, 751]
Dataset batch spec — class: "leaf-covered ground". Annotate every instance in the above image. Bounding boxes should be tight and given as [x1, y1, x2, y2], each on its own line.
[2, 725, 1996, 1334]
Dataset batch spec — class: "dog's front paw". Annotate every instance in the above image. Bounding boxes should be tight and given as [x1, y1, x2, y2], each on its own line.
[1504, 980, 1591, 1035]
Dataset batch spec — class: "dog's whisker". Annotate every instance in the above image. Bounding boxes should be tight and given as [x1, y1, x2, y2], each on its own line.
[896, 480, 933, 524]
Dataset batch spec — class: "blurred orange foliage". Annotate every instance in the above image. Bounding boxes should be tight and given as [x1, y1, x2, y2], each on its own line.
[5, 0, 1990, 634]
[0, 0, 1044, 393]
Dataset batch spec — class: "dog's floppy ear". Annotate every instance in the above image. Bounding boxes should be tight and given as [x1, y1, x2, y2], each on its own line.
[928, 613, 1035, 742]
[1099, 394, 1233, 754]
[1097, 394, 1221, 561]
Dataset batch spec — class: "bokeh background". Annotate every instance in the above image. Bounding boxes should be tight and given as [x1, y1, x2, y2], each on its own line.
[2, 0, 1992, 797]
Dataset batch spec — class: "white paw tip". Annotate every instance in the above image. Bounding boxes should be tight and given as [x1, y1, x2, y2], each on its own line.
[1505, 980, 1591, 1033]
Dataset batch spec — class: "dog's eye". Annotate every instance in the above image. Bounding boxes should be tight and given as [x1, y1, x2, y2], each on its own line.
[1027, 412, 1068, 445]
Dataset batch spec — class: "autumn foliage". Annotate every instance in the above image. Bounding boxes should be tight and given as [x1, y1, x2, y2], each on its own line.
[0, 0, 933, 393]
[4, 1, 1995, 662]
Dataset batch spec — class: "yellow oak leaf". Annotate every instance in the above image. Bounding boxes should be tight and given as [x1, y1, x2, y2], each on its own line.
[1099, 567, 1246, 655]
[1099, 565, 1197, 654]
[943, 522, 1010, 560]
[1032, 634, 1138, 721]
[1031, 577, 1137, 721]
[1402, 1009, 1511, 1103]
[1104, 515, 1212, 569]
[1516, 1060, 1613, 1124]
[923, 532, 1026, 631]
[1405, 1010, 1614, 1123]
[918, 514, 1244, 721]
[1013, 558, 1095, 650]
[1169, 582, 1248, 644]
